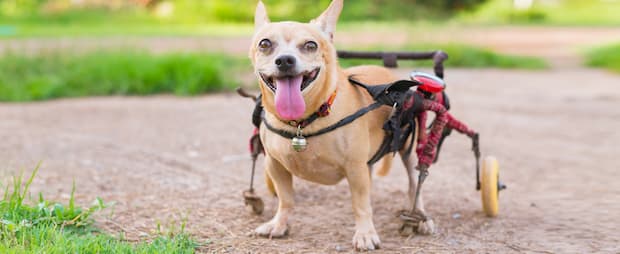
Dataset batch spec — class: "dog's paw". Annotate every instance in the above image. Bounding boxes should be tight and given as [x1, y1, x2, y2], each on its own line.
[255, 221, 288, 238]
[417, 218, 435, 235]
[352, 230, 381, 251]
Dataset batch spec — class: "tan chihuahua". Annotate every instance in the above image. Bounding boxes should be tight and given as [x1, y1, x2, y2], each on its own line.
[250, 0, 434, 250]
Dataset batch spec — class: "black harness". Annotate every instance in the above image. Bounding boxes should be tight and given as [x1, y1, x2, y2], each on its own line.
[255, 77, 425, 165]
[261, 102, 382, 139]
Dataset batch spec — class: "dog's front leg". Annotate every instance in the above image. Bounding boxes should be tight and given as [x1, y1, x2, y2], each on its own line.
[255, 155, 293, 238]
[347, 163, 381, 251]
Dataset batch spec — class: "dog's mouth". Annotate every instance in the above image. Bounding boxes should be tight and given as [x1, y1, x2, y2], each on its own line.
[260, 68, 320, 93]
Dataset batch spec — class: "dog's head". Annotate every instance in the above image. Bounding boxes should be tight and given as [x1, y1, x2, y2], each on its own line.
[249, 0, 343, 121]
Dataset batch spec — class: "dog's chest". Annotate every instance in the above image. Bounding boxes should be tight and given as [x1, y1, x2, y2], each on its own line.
[261, 130, 352, 185]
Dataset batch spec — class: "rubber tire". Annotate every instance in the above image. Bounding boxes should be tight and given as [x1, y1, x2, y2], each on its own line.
[481, 156, 500, 217]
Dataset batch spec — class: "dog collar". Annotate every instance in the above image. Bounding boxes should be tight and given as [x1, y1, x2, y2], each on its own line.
[282, 89, 338, 129]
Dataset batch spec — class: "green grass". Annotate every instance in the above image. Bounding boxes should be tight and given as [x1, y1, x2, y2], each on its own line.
[458, 0, 620, 26]
[0, 21, 448, 38]
[0, 50, 247, 101]
[586, 43, 620, 73]
[0, 165, 198, 253]
[0, 23, 255, 38]
[338, 44, 548, 69]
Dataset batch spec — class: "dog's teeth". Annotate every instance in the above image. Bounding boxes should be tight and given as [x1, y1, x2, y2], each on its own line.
[310, 70, 317, 78]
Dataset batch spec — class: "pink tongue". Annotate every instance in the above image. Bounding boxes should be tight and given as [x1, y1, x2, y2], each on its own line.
[274, 75, 306, 120]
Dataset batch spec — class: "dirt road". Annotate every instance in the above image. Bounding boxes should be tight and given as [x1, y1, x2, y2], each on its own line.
[1, 66, 619, 253]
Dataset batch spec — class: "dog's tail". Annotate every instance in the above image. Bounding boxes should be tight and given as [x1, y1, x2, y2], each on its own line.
[375, 155, 394, 177]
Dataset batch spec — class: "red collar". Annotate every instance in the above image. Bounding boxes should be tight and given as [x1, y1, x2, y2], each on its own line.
[284, 89, 338, 128]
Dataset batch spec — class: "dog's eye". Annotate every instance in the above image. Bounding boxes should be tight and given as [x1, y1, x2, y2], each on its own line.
[258, 39, 272, 51]
[303, 41, 318, 52]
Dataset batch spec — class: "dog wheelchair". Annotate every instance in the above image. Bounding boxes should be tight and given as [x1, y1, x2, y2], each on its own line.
[237, 49, 506, 235]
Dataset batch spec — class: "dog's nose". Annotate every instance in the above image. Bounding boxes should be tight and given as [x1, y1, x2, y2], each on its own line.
[275, 55, 296, 72]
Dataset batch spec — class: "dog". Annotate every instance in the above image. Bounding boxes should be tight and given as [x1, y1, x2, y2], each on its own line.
[249, 0, 435, 250]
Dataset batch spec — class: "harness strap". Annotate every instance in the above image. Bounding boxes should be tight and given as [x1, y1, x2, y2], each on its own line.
[262, 101, 383, 139]
[367, 92, 422, 165]
[252, 94, 263, 128]
[259, 78, 421, 165]
[368, 133, 393, 165]
[367, 109, 417, 165]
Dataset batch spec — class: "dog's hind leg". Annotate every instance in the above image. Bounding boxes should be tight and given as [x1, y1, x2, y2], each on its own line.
[398, 120, 424, 211]
[399, 150, 424, 212]
[255, 156, 293, 238]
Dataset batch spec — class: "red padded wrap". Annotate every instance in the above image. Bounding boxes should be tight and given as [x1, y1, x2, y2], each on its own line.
[415, 111, 428, 156]
[434, 90, 446, 106]
[248, 128, 261, 153]
[415, 103, 476, 160]
[417, 100, 448, 166]
[446, 114, 476, 137]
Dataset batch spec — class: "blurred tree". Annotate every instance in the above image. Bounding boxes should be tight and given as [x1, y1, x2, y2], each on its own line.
[0, 0, 489, 23]
[417, 0, 489, 11]
[0, 0, 46, 17]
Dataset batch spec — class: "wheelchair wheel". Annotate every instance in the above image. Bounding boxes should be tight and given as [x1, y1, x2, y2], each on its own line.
[481, 156, 500, 217]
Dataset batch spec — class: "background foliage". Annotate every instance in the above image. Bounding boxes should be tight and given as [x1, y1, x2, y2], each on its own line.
[0, 0, 488, 24]
[0, 50, 244, 101]
[586, 43, 620, 73]
[0, 0, 616, 102]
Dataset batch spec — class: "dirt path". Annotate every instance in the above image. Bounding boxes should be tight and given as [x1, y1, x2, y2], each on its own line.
[1, 67, 619, 253]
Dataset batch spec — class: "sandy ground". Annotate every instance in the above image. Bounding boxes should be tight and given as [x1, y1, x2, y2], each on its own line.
[1, 26, 620, 253]
[1, 67, 619, 253]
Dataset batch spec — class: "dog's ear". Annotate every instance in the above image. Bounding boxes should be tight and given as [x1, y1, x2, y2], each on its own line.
[254, 1, 270, 31]
[311, 0, 343, 41]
